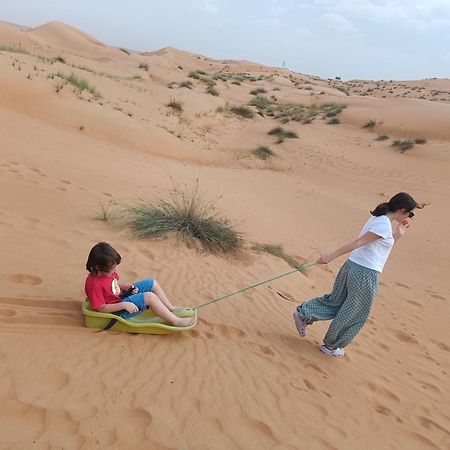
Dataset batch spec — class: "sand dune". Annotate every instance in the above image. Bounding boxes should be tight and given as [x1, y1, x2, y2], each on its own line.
[0, 20, 449, 450]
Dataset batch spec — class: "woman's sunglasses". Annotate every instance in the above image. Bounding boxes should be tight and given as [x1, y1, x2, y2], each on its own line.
[407, 211, 415, 218]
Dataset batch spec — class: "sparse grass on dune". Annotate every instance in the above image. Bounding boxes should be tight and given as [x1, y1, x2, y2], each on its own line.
[50, 72, 102, 98]
[138, 62, 149, 71]
[414, 137, 427, 144]
[167, 99, 183, 112]
[375, 134, 390, 141]
[268, 127, 298, 143]
[252, 243, 301, 269]
[230, 106, 254, 119]
[392, 139, 415, 152]
[0, 44, 29, 54]
[363, 120, 376, 129]
[122, 186, 242, 253]
[249, 95, 271, 110]
[252, 146, 275, 160]
[250, 88, 267, 95]
[179, 80, 193, 89]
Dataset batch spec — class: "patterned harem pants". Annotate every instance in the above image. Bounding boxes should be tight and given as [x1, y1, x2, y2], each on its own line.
[297, 259, 379, 349]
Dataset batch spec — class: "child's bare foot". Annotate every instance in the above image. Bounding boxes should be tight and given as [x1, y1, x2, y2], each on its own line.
[172, 315, 196, 327]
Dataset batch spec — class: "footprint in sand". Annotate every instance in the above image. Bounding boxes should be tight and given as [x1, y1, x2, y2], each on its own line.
[393, 330, 418, 344]
[8, 274, 42, 285]
[431, 339, 450, 352]
[395, 282, 411, 289]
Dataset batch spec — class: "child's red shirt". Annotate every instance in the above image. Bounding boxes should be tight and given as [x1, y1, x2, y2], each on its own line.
[85, 272, 121, 310]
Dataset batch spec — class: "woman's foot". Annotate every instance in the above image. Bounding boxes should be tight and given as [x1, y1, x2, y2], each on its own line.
[320, 344, 345, 358]
[293, 310, 308, 337]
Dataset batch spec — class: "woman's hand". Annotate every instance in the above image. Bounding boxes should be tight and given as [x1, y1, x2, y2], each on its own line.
[123, 302, 139, 313]
[394, 219, 409, 239]
[317, 253, 334, 264]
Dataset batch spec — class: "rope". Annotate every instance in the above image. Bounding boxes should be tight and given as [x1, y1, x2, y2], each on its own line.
[195, 261, 317, 310]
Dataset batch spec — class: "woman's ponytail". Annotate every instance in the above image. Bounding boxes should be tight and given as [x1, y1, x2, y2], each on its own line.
[370, 202, 389, 216]
[370, 192, 425, 217]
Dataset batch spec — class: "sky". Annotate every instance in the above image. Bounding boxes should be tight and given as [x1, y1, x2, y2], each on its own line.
[1, 0, 450, 80]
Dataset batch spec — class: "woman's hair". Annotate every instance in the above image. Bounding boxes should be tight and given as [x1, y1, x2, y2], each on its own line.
[86, 242, 121, 274]
[371, 192, 425, 216]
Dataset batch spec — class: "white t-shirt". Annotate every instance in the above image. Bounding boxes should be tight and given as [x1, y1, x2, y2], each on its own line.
[349, 215, 394, 272]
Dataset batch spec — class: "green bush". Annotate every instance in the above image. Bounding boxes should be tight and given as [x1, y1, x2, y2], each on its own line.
[230, 106, 254, 119]
[124, 187, 242, 253]
[392, 140, 415, 152]
[252, 146, 275, 160]
[167, 99, 183, 112]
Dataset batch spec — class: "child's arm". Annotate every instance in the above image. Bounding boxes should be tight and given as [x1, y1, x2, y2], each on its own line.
[317, 231, 381, 264]
[119, 283, 139, 295]
[99, 302, 139, 314]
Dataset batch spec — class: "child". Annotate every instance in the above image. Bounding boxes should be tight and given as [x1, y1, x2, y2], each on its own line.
[293, 192, 424, 357]
[85, 242, 196, 327]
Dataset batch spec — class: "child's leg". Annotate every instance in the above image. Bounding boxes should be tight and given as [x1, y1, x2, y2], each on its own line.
[323, 262, 379, 349]
[144, 292, 195, 327]
[151, 280, 177, 311]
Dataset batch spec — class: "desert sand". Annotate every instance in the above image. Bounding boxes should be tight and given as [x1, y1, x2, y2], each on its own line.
[0, 20, 449, 450]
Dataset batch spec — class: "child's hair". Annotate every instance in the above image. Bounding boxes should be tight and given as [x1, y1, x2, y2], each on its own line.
[86, 242, 121, 275]
[370, 192, 425, 216]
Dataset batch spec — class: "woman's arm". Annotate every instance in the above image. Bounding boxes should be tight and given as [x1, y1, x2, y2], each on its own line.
[317, 231, 381, 264]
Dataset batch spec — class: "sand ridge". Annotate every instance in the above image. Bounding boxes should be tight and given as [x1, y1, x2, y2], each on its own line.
[1, 19, 449, 449]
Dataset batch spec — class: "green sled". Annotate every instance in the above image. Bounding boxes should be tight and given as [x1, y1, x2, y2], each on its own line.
[82, 300, 197, 334]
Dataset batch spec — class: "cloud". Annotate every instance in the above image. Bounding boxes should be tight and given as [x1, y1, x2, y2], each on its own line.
[316, 12, 360, 35]
[189, 0, 219, 14]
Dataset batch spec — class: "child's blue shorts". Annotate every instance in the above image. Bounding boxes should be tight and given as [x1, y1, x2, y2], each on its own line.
[118, 278, 154, 319]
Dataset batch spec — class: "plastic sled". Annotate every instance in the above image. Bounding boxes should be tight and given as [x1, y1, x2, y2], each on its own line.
[82, 300, 197, 334]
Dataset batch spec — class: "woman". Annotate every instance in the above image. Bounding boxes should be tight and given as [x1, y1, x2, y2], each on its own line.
[293, 192, 424, 357]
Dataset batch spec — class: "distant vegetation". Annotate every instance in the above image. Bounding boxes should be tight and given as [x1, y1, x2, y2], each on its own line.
[179, 80, 193, 89]
[119, 48, 131, 55]
[392, 139, 415, 152]
[138, 62, 149, 71]
[252, 146, 275, 160]
[167, 99, 183, 112]
[0, 44, 29, 54]
[250, 88, 267, 95]
[375, 134, 390, 141]
[50, 72, 102, 98]
[268, 127, 298, 143]
[414, 137, 427, 144]
[363, 120, 376, 129]
[230, 106, 254, 119]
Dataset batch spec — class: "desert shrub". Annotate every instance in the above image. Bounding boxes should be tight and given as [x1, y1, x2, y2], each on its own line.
[250, 88, 267, 95]
[252, 146, 275, 160]
[119, 48, 131, 55]
[0, 44, 29, 54]
[188, 71, 201, 79]
[252, 243, 301, 268]
[230, 106, 254, 119]
[392, 140, 415, 152]
[167, 99, 183, 112]
[363, 120, 376, 129]
[55, 55, 66, 63]
[123, 186, 242, 253]
[268, 127, 297, 139]
[138, 62, 149, 71]
[249, 95, 271, 109]
[414, 137, 427, 144]
[375, 134, 389, 141]
[179, 80, 193, 89]
[327, 117, 340, 125]
[52, 72, 101, 98]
